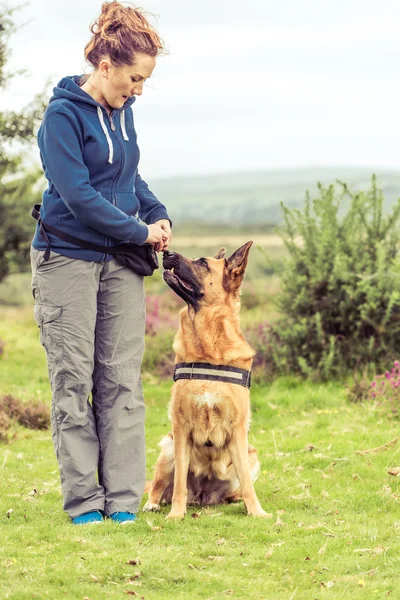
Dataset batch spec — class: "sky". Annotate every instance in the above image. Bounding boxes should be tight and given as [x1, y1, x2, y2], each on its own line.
[3, 0, 400, 179]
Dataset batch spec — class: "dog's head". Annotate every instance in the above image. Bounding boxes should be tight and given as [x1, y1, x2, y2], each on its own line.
[163, 241, 253, 310]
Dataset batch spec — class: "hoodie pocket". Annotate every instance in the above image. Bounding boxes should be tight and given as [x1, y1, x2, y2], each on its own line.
[115, 192, 140, 218]
[34, 303, 64, 365]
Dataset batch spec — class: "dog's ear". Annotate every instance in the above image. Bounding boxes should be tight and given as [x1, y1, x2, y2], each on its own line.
[213, 247, 226, 259]
[224, 241, 253, 291]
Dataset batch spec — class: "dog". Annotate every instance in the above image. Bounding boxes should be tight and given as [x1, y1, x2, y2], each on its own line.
[143, 242, 267, 519]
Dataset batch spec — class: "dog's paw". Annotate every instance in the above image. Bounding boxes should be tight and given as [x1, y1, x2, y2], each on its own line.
[166, 509, 186, 520]
[248, 508, 272, 518]
[142, 501, 161, 513]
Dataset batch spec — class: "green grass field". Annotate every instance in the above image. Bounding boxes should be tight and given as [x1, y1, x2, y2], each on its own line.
[1, 307, 400, 599]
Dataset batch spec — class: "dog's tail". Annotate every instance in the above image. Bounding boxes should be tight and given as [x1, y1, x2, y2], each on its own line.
[144, 479, 153, 494]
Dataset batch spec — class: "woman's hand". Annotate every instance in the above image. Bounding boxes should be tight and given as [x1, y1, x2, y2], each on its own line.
[154, 219, 172, 251]
[145, 223, 169, 252]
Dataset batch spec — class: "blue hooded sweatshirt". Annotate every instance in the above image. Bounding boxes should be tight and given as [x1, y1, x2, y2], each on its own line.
[32, 75, 171, 262]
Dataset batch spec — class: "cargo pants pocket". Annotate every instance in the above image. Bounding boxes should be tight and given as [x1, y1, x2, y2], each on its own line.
[33, 303, 64, 366]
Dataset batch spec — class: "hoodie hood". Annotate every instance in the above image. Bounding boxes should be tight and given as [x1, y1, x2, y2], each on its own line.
[50, 75, 136, 112]
[49, 75, 136, 165]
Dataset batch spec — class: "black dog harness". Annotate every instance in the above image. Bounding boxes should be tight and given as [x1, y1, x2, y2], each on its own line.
[173, 362, 251, 388]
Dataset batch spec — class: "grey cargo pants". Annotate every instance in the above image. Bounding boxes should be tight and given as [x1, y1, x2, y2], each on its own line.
[30, 247, 146, 519]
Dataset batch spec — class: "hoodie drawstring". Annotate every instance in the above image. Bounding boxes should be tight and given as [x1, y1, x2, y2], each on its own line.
[97, 107, 130, 165]
[120, 110, 129, 141]
[97, 107, 114, 164]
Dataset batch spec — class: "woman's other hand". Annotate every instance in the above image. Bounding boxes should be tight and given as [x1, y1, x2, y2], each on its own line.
[154, 219, 172, 251]
[145, 223, 168, 252]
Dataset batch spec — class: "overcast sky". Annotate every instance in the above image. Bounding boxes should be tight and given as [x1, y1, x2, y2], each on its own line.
[3, 0, 400, 178]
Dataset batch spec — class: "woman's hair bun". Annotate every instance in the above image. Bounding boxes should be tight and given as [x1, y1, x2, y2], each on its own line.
[85, 1, 165, 68]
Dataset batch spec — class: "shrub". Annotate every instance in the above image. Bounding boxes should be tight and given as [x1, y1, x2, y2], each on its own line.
[142, 329, 175, 379]
[244, 321, 281, 381]
[368, 359, 400, 416]
[266, 177, 400, 379]
[146, 293, 178, 336]
[0, 395, 50, 434]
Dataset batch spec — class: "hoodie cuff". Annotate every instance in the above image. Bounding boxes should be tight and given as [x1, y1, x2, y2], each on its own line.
[146, 207, 172, 227]
[129, 221, 149, 246]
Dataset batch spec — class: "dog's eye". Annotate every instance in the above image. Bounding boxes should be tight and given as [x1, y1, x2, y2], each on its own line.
[197, 258, 208, 267]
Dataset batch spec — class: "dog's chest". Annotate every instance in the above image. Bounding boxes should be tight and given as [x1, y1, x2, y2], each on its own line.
[192, 392, 220, 408]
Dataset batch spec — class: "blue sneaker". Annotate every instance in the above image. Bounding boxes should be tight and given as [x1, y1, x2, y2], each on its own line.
[109, 512, 137, 524]
[72, 510, 103, 525]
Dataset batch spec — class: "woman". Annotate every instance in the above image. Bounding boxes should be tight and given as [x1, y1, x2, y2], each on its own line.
[31, 1, 172, 524]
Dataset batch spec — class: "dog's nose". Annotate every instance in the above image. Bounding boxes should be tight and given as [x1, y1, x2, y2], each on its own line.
[163, 250, 174, 258]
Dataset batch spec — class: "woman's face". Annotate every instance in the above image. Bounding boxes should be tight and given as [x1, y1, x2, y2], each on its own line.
[100, 52, 156, 109]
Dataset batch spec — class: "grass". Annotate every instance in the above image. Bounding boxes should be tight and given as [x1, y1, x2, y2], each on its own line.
[1, 308, 400, 599]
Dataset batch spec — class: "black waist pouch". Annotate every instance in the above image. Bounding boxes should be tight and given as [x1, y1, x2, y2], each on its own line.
[110, 242, 159, 276]
[32, 204, 159, 277]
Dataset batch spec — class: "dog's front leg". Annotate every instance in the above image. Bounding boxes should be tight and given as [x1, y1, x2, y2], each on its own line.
[143, 450, 174, 512]
[228, 426, 268, 517]
[167, 423, 192, 520]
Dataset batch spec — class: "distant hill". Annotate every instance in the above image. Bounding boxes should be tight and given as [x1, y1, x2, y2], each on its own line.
[148, 167, 400, 226]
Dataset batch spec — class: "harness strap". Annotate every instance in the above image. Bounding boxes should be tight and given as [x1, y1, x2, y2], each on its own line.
[173, 362, 251, 389]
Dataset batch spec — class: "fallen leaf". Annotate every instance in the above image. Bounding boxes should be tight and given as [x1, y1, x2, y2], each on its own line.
[272, 541, 285, 547]
[126, 558, 141, 566]
[352, 473, 361, 480]
[388, 467, 400, 477]
[318, 541, 328, 556]
[123, 591, 140, 597]
[208, 556, 224, 561]
[216, 538, 226, 546]
[6, 509, 13, 518]
[146, 519, 161, 531]
[290, 490, 311, 500]
[275, 515, 284, 527]
[191, 512, 201, 519]
[265, 548, 274, 559]
[188, 564, 199, 570]
[306, 444, 316, 451]
[326, 581, 335, 588]
[90, 575, 98, 582]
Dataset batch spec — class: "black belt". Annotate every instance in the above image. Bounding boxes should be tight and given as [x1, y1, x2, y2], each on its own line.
[173, 362, 251, 388]
[32, 204, 143, 260]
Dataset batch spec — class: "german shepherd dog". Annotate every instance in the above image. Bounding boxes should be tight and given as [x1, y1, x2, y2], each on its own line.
[143, 242, 267, 519]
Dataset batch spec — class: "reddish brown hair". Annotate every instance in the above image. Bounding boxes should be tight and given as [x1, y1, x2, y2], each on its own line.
[84, 1, 165, 68]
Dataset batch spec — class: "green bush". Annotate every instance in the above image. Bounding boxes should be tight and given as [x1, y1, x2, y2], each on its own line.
[267, 176, 400, 379]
